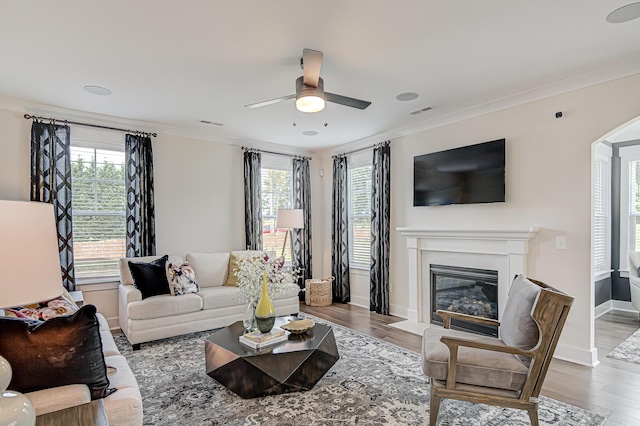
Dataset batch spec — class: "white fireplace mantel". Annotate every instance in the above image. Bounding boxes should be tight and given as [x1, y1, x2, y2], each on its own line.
[392, 227, 539, 336]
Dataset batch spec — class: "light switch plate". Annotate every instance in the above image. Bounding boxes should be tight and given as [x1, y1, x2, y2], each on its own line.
[556, 236, 566, 250]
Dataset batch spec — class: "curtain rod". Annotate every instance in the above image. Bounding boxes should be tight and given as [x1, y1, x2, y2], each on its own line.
[24, 114, 157, 137]
[334, 140, 390, 158]
[242, 146, 311, 160]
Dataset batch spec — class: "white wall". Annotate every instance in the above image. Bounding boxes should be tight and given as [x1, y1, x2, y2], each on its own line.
[0, 106, 323, 328]
[316, 72, 640, 365]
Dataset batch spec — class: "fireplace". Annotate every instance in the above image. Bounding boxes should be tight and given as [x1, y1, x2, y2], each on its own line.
[393, 227, 538, 337]
[430, 264, 498, 336]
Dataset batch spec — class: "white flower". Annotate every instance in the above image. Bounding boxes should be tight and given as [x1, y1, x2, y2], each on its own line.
[235, 254, 297, 304]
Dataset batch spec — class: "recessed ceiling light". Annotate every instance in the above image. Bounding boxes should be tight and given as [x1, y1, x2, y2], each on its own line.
[83, 85, 111, 96]
[303, 130, 318, 136]
[396, 92, 419, 101]
[607, 2, 640, 23]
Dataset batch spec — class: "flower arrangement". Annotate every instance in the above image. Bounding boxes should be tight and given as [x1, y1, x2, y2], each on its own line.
[235, 254, 297, 304]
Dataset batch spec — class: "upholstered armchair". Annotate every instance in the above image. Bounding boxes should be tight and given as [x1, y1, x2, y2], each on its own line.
[422, 275, 574, 426]
[627, 252, 640, 314]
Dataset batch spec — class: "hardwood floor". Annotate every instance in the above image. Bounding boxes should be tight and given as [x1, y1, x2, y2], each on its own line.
[300, 303, 640, 425]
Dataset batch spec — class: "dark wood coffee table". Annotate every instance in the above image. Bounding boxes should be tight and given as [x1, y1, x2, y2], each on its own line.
[205, 316, 339, 399]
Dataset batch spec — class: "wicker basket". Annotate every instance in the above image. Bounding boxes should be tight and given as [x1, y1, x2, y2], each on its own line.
[305, 277, 334, 307]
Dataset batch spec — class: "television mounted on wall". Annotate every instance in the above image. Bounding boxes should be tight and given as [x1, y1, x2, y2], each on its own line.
[413, 139, 505, 206]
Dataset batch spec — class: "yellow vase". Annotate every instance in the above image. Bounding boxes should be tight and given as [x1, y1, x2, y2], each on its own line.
[255, 271, 275, 333]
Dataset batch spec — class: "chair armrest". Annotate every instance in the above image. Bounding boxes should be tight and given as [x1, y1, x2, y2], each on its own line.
[26, 384, 91, 416]
[436, 310, 501, 329]
[439, 335, 533, 390]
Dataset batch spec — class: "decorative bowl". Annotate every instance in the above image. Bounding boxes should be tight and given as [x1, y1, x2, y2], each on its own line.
[281, 318, 315, 334]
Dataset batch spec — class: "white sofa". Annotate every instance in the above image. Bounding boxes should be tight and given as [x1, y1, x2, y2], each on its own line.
[26, 313, 143, 426]
[119, 251, 300, 348]
[627, 252, 640, 314]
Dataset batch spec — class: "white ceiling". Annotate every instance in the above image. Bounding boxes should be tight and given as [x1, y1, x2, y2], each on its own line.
[1, 1, 640, 151]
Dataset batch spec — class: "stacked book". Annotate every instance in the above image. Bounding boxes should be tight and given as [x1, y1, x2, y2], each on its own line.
[239, 327, 289, 349]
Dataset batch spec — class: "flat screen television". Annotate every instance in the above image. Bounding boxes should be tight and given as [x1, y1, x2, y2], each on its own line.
[413, 139, 505, 206]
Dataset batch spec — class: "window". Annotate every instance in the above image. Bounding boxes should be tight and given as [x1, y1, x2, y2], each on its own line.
[70, 145, 126, 280]
[618, 144, 640, 272]
[261, 155, 293, 260]
[593, 144, 611, 277]
[348, 156, 372, 269]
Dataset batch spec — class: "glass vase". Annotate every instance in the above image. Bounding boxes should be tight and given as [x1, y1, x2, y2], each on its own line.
[243, 302, 257, 333]
[255, 274, 276, 333]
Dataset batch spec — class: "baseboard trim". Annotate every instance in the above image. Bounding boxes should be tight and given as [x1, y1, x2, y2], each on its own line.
[554, 344, 600, 367]
[107, 316, 120, 331]
[349, 296, 369, 310]
[595, 301, 612, 318]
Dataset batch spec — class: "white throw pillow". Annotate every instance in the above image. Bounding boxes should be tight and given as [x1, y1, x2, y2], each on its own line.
[186, 253, 231, 287]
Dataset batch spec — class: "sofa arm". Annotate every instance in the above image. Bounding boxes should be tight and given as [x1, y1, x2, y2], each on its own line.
[26, 384, 91, 416]
[119, 284, 142, 305]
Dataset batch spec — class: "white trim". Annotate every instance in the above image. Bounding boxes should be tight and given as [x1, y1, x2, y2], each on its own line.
[75, 280, 119, 292]
[594, 270, 613, 282]
[620, 269, 630, 278]
[553, 345, 600, 368]
[348, 297, 369, 310]
[595, 301, 613, 318]
[611, 299, 638, 313]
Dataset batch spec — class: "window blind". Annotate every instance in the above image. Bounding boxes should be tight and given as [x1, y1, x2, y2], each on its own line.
[349, 165, 372, 268]
[593, 155, 608, 273]
[70, 146, 126, 279]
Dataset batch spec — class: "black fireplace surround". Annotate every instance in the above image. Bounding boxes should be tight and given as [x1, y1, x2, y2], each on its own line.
[430, 264, 498, 336]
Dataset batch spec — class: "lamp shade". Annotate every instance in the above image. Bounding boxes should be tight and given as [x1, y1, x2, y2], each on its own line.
[0, 201, 62, 308]
[276, 209, 305, 229]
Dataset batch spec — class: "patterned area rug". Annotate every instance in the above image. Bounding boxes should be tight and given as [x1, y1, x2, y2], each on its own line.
[115, 315, 605, 426]
[608, 327, 640, 365]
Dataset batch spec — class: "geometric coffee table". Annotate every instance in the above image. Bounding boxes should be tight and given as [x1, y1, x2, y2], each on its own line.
[205, 316, 339, 399]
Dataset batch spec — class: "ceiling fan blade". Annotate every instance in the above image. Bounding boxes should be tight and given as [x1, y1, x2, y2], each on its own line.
[244, 94, 295, 109]
[325, 92, 372, 110]
[302, 49, 323, 87]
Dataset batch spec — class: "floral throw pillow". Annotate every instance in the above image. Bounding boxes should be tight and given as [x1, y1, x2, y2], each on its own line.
[5, 291, 79, 321]
[168, 261, 199, 296]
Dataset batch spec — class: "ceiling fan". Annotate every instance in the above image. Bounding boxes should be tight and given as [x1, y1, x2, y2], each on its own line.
[245, 48, 371, 113]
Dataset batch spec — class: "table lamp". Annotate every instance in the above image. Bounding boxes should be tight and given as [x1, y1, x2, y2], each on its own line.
[0, 200, 64, 426]
[276, 209, 305, 258]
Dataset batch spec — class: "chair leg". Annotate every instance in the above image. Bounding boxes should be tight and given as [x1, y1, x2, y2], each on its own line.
[527, 408, 539, 426]
[429, 384, 441, 426]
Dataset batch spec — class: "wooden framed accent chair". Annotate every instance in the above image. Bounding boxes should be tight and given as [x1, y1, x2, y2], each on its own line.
[422, 274, 574, 426]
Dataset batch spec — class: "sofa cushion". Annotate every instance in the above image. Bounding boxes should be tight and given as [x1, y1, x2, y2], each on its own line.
[168, 261, 199, 295]
[0, 305, 113, 400]
[422, 327, 529, 391]
[224, 250, 268, 287]
[197, 286, 243, 310]
[119, 255, 185, 289]
[500, 274, 542, 365]
[128, 255, 172, 299]
[127, 293, 203, 320]
[186, 252, 230, 288]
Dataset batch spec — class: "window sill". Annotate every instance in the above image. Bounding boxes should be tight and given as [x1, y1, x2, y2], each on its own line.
[620, 270, 630, 278]
[594, 270, 613, 281]
[76, 277, 120, 292]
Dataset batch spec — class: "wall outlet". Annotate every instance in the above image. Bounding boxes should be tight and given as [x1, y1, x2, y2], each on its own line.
[556, 236, 566, 250]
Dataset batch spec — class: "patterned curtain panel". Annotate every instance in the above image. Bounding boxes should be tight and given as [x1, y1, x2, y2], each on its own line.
[331, 155, 350, 303]
[30, 121, 76, 291]
[370, 141, 391, 315]
[125, 134, 156, 258]
[292, 157, 312, 299]
[244, 150, 262, 250]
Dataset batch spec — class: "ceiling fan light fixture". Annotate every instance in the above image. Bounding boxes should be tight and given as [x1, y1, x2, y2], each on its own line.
[295, 76, 326, 113]
[296, 95, 325, 113]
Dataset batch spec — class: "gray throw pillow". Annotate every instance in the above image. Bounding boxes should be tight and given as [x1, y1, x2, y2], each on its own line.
[500, 275, 542, 366]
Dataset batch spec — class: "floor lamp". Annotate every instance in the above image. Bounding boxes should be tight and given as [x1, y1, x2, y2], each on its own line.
[0, 200, 65, 426]
[276, 209, 305, 259]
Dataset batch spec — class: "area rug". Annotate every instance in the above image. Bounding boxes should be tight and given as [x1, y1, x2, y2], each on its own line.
[608, 327, 640, 365]
[115, 315, 605, 426]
